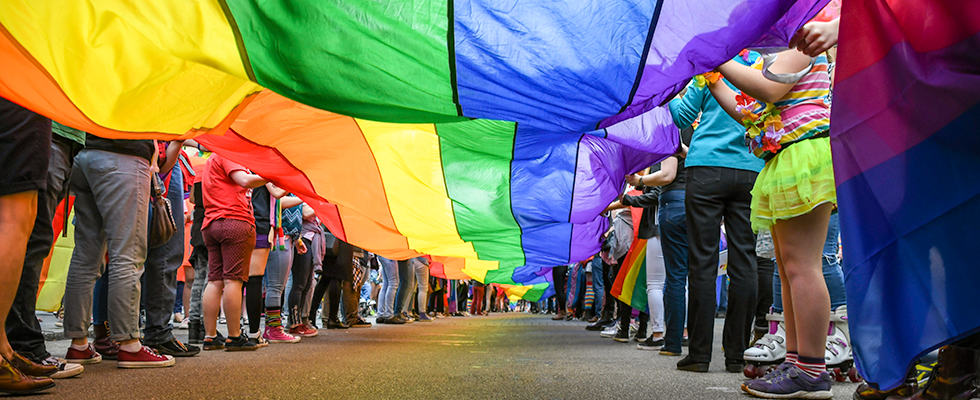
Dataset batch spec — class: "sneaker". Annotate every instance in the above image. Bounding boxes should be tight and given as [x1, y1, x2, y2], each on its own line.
[637, 337, 665, 351]
[65, 344, 102, 365]
[149, 338, 201, 357]
[741, 365, 833, 399]
[417, 314, 434, 323]
[41, 357, 83, 379]
[613, 329, 631, 343]
[288, 325, 319, 338]
[177, 319, 189, 330]
[202, 334, 226, 351]
[224, 335, 258, 351]
[599, 325, 619, 338]
[385, 315, 408, 324]
[263, 326, 301, 343]
[117, 346, 176, 368]
[248, 336, 269, 348]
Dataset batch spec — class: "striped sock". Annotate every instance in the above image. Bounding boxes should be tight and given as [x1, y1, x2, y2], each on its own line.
[797, 356, 826, 378]
[786, 351, 799, 365]
[266, 307, 282, 328]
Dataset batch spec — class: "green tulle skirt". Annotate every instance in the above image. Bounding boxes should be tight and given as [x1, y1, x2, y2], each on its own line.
[751, 136, 837, 232]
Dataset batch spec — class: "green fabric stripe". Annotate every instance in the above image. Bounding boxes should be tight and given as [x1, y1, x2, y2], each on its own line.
[224, 0, 464, 123]
[629, 261, 648, 312]
[483, 269, 517, 286]
[523, 283, 550, 302]
[437, 119, 525, 268]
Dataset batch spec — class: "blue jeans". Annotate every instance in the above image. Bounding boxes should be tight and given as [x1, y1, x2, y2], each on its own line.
[377, 256, 398, 318]
[394, 259, 416, 316]
[64, 149, 150, 342]
[773, 212, 846, 312]
[142, 162, 184, 345]
[660, 190, 690, 353]
[264, 236, 294, 308]
[590, 256, 604, 312]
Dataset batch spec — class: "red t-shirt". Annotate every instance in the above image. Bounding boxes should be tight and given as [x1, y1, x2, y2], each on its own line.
[202, 154, 254, 229]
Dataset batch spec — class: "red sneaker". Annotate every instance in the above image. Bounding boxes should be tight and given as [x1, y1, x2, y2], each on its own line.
[263, 326, 300, 343]
[65, 344, 102, 365]
[288, 325, 318, 338]
[116, 346, 175, 369]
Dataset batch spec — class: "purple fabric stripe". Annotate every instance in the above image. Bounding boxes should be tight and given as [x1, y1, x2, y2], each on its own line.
[577, 106, 679, 228]
[600, 0, 828, 128]
[832, 31, 980, 184]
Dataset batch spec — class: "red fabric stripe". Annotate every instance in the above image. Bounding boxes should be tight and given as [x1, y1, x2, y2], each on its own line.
[836, 0, 980, 82]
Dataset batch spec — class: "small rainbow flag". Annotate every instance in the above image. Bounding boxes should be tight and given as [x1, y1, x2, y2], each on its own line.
[610, 206, 648, 313]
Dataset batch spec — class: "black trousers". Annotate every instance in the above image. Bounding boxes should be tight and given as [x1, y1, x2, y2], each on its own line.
[685, 166, 759, 363]
[552, 265, 568, 311]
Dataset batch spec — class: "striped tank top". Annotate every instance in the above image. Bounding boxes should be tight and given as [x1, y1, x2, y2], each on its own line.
[749, 54, 831, 159]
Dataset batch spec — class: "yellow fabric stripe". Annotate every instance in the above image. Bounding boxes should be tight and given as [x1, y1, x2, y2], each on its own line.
[0, 1, 260, 133]
[356, 119, 479, 259]
[461, 259, 499, 283]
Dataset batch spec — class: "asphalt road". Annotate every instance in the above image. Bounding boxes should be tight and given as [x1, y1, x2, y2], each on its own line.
[39, 313, 860, 399]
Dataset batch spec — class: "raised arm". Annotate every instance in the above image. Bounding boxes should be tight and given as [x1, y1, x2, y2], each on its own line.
[715, 50, 811, 104]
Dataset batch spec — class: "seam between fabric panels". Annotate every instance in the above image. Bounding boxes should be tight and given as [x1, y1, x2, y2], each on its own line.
[217, 0, 257, 82]
[566, 133, 585, 263]
[601, 0, 666, 129]
[433, 125, 469, 260]
[350, 119, 410, 254]
[447, 0, 463, 116]
[508, 123, 527, 267]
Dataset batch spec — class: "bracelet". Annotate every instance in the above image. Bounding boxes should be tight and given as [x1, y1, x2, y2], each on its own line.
[636, 175, 645, 189]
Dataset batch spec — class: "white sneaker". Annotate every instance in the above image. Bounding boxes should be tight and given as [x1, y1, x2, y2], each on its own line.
[177, 319, 189, 330]
[599, 324, 619, 338]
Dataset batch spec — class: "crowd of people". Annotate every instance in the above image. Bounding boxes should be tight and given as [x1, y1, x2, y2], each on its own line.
[0, 10, 976, 400]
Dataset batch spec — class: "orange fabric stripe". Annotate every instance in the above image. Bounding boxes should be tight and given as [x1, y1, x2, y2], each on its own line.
[0, 23, 249, 140]
[224, 91, 420, 260]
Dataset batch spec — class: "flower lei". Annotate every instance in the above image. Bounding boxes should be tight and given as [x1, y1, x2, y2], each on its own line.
[737, 93, 785, 154]
[692, 71, 723, 89]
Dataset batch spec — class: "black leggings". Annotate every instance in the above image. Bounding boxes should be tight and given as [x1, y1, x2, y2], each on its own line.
[245, 276, 264, 333]
[287, 238, 314, 326]
[309, 274, 329, 323]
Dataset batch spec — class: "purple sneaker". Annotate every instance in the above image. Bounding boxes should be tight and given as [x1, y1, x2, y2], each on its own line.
[741, 365, 832, 399]
[745, 361, 795, 387]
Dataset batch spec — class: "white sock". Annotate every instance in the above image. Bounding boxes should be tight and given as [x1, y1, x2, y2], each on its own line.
[119, 342, 142, 353]
[69, 343, 88, 351]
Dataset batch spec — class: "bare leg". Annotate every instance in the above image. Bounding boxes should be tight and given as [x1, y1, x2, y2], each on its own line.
[0, 192, 39, 359]
[203, 281, 225, 337]
[771, 203, 833, 359]
[222, 280, 244, 337]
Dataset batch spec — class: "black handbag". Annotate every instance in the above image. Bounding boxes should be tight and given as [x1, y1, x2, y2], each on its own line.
[148, 174, 177, 248]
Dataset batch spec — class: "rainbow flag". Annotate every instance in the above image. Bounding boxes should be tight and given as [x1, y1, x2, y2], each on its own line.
[0, 1, 828, 297]
[610, 206, 648, 313]
[832, 0, 980, 390]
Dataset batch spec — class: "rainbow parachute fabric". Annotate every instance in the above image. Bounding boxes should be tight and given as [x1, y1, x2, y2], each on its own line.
[0, 0, 828, 297]
[833, 0, 980, 390]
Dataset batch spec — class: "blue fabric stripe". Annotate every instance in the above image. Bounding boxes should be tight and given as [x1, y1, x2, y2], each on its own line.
[838, 104, 980, 390]
[452, 0, 656, 132]
[509, 125, 577, 267]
